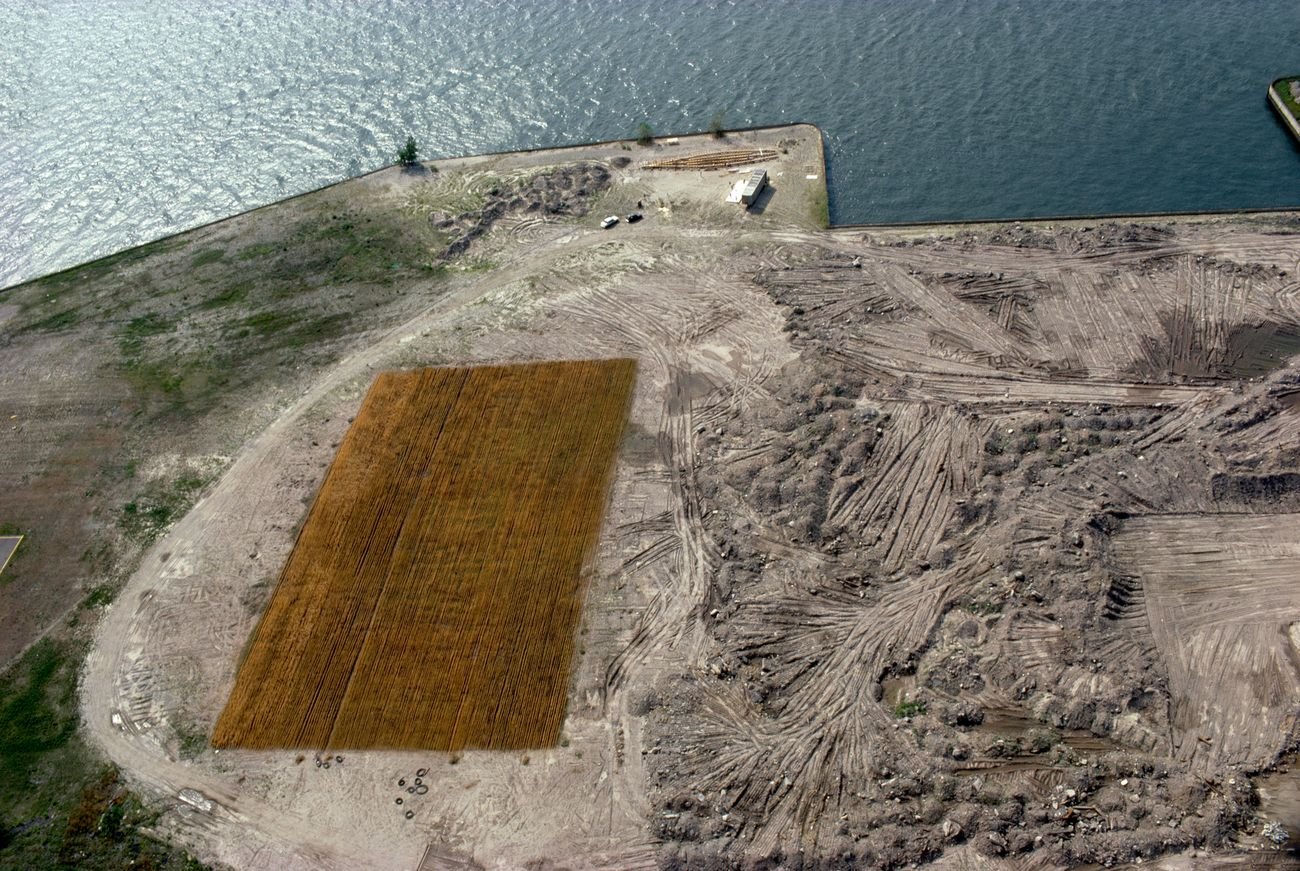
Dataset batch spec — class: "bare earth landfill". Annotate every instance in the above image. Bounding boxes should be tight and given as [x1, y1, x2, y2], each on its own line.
[3, 124, 1300, 869]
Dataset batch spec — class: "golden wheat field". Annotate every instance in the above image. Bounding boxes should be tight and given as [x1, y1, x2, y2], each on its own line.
[211, 358, 637, 751]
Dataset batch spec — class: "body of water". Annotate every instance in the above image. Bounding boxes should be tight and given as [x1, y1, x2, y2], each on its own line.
[2, 0, 1297, 288]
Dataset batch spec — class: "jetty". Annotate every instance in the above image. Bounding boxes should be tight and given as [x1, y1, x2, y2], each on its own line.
[1268, 76, 1300, 142]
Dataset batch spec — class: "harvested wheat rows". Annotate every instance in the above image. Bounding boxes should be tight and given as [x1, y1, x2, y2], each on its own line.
[212, 359, 637, 750]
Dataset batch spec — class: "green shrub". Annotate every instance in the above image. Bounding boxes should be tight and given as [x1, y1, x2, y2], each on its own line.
[397, 135, 419, 166]
[708, 111, 727, 138]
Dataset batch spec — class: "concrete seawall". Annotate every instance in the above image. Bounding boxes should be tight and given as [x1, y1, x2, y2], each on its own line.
[1269, 78, 1300, 142]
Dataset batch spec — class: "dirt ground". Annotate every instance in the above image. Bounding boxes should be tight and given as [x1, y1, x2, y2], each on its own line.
[5, 123, 1300, 869]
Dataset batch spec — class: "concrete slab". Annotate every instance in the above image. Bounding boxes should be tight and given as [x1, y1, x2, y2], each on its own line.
[0, 535, 22, 575]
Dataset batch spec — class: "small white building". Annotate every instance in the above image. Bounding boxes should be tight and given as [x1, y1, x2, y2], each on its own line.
[739, 168, 768, 206]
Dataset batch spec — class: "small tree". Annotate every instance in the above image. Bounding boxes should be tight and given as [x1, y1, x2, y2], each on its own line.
[397, 135, 419, 166]
[708, 110, 727, 138]
[635, 122, 654, 146]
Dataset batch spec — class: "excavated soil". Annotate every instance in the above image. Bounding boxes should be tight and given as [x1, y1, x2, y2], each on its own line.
[4, 124, 1296, 869]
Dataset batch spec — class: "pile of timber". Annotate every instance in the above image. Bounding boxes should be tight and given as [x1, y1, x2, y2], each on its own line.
[643, 148, 778, 170]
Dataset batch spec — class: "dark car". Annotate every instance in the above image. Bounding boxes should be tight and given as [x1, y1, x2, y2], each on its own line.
[625, 212, 643, 223]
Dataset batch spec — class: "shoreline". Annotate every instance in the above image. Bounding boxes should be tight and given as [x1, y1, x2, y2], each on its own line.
[841, 205, 1300, 233]
[5, 122, 1299, 293]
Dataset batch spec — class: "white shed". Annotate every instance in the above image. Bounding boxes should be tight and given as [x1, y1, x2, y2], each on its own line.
[739, 168, 768, 206]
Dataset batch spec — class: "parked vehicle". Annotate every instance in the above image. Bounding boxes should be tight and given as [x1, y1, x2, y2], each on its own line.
[600, 215, 619, 229]
[625, 212, 643, 223]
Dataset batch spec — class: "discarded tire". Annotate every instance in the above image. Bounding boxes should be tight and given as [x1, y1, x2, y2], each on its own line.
[414, 777, 423, 786]
[415, 785, 428, 795]
[395, 798, 403, 805]
[405, 810, 414, 819]
[398, 778, 406, 786]
[416, 768, 427, 777]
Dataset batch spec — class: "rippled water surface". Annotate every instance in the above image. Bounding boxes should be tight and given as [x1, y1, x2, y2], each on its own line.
[2, 0, 1296, 287]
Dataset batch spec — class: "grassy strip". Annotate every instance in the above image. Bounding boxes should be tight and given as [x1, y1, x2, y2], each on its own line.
[809, 185, 830, 230]
[0, 639, 211, 869]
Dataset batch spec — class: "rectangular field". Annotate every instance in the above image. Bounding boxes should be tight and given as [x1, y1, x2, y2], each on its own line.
[212, 358, 637, 750]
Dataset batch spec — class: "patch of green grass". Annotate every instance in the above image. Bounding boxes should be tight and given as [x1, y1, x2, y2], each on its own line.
[174, 722, 207, 761]
[196, 280, 254, 309]
[280, 207, 440, 285]
[123, 312, 171, 337]
[300, 211, 361, 243]
[266, 276, 316, 302]
[289, 313, 351, 347]
[115, 306, 240, 416]
[122, 359, 186, 399]
[236, 242, 278, 261]
[809, 185, 830, 230]
[0, 635, 212, 868]
[190, 248, 224, 268]
[22, 308, 81, 333]
[1273, 77, 1300, 119]
[80, 584, 116, 610]
[5, 759, 212, 870]
[118, 312, 173, 356]
[454, 257, 497, 274]
[237, 309, 352, 351]
[0, 639, 79, 761]
[24, 187, 447, 427]
[892, 699, 927, 719]
[119, 350, 231, 414]
[119, 472, 210, 545]
[242, 310, 298, 337]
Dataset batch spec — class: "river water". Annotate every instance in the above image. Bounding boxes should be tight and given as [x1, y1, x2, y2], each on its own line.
[2, 0, 1296, 288]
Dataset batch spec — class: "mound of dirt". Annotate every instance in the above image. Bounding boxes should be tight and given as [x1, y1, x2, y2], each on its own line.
[640, 220, 1300, 869]
[432, 163, 612, 258]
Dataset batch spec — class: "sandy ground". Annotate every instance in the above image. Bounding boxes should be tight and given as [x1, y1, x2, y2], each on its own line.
[77, 126, 825, 869]
[46, 123, 1300, 868]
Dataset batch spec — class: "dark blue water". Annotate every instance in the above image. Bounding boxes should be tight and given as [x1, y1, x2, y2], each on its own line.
[2, 0, 1296, 288]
